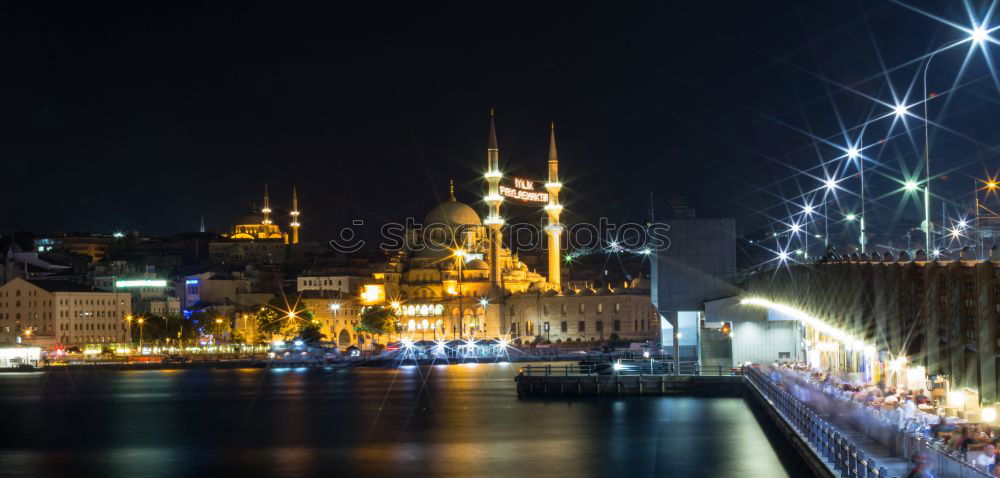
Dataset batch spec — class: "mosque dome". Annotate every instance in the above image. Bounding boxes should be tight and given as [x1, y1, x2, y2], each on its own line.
[466, 259, 489, 270]
[236, 211, 262, 226]
[424, 180, 481, 228]
[424, 200, 481, 228]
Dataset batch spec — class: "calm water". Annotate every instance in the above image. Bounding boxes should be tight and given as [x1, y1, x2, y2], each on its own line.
[0, 363, 804, 477]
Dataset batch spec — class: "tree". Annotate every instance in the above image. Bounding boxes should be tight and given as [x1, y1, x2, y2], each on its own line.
[297, 322, 326, 343]
[355, 306, 400, 342]
[256, 298, 315, 341]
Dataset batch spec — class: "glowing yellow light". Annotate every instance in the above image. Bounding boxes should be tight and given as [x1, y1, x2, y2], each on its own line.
[949, 391, 966, 407]
[483, 194, 504, 202]
[361, 284, 384, 303]
[888, 356, 907, 372]
[983, 407, 997, 422]
[453, 249, 467, 258]
[544, 204, 563, 212]
[484, 171, 502, 179]
[740, 297, 863, 347]
[544, 182, 562, 189]
[987, 180, 999, 190]
[391, 301, 401, 309]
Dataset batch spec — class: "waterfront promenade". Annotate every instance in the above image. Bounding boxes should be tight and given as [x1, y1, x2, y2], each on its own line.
[756, 367, 993, 478]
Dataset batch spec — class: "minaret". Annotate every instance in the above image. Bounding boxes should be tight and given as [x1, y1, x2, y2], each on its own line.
[545, 123, 563, 291]
[199, 214, 205, 233]
[483, 109, 504, 291]
[290, 186, 301, 244]
[262, 184, 272, 225]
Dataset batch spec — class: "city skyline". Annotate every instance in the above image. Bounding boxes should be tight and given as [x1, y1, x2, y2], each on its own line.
[9, 1, 1000, 248]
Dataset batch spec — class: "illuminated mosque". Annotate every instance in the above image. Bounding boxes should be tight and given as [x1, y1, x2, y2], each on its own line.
[208, 186, 301, 264]
[226, 185, 301, 244]
[311, 113, 659, 344]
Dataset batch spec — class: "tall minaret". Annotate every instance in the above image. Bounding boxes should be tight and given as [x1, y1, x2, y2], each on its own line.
[483, 109, 504, 290]
[199, 214, 205, 233]
[545, 123, 563, 291]
[290, 186, 301, 244]
[262, 184, 272, 225]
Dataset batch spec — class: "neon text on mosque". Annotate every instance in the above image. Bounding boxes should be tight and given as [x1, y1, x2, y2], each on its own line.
[499, 177, 548, 203]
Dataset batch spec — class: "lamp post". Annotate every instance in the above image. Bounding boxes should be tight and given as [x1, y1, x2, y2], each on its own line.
[137, 318, 145, 353]
[981, 180, 999, 257]
[124, 315, 133, 348]
[920, 30, 987, 252]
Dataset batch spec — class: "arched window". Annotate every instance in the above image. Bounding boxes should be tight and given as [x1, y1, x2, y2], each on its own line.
[407, 319, 416, 331]
[543, 304, 549, 316]
[614, 303, 621, 313]
[561, 304, 567, 315]
[597, 303, 603, 314]
[579, 303, 585, 314]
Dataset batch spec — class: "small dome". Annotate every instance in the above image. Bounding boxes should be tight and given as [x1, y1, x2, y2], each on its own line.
[424, 200, 481, 228]
[465, 259, 489, 270]
[236, 211, 262, 226]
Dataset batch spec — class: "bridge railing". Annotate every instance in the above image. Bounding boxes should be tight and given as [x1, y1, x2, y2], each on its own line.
[745, 366, 895, 478]
[519, 361, 742, 377]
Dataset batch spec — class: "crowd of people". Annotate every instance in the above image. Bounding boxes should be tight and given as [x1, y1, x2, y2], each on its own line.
[767, 363, 998, 477]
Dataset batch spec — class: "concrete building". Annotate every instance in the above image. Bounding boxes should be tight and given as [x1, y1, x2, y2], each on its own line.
[177, 272, 271, 313]
[296, 275, 365, 295]
[651, 218, 738, 364]
[34, 233, 120, 263]
[702, 296, 803, 368]
[0, 278, 132, 346]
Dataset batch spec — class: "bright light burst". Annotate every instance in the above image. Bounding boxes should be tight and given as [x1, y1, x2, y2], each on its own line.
[893, 102, 908, 118]
[904, 180, 919, 191]
[973, 25, 991, 45]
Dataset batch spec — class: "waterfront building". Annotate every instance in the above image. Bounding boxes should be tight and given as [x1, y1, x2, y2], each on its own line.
[296, 275, 365, 295]
[177, 272, 272, 315]
[650, 217, 738, 362]
[0, 278, 131, 346]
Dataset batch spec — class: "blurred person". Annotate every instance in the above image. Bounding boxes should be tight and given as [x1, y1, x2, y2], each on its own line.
[908, 454, 935, 478]
[976, 444, 996, 472]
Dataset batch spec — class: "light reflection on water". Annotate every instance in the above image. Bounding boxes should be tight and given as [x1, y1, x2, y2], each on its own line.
[0, 363, 799, 477]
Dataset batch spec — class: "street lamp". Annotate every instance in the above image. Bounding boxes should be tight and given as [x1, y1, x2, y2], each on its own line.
[137, 318, 145, 353]
[904, 180, 919, 192]
[919, 27, 990, 252]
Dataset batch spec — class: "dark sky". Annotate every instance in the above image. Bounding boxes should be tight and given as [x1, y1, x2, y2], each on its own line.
[4, 1, 999, 246]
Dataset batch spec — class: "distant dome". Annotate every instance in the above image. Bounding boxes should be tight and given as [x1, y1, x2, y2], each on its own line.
[424, 199, 481, 228]
[466, 259, 489, 270]
[236, 211, 262, 226]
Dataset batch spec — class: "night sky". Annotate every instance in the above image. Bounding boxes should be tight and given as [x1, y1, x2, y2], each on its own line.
[5, 1, 999, 249]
